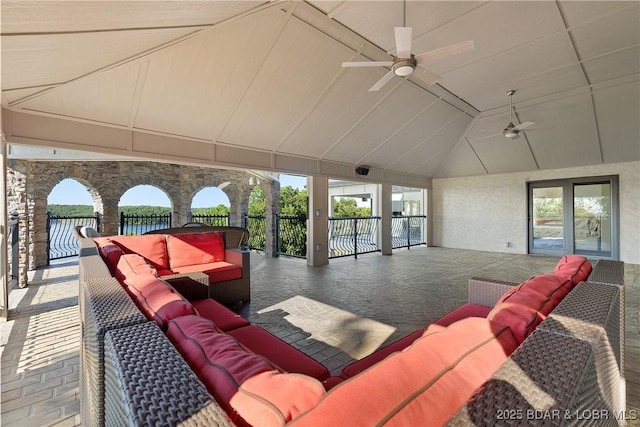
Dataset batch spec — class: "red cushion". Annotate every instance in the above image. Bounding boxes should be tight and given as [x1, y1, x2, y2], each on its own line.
[433, 303, 493, 327]
[553, 254, 592, 285]
[166, 232, 226, 269]
[192, 299, 250, 331]
[171, 262, 242, 283]
[340, 330, 424, 379]
[167, 316, 323, 427]
[519, 274, 572, 306]
[123, 274, 197, 329]
[109, 235, 169, 270]
[289, 318, 518, 427]
[115, 253, 158, 282]
[97, 242, 123, 276]
[227, 325, 330, 381]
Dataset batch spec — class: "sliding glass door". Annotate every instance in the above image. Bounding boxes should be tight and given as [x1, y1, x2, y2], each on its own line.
[528, 176, 618, 259]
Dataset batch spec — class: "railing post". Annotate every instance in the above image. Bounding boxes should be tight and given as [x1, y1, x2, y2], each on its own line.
[46, 212, 51, 266]
[353, 217, 358, 259]
[242, 212, 248, 229]
[10, 212, 19, 284]
[95, 212, 101, 233]
[227, 212, 231, 226]
[168, 212, 172, 228]
[406, 216, 411, 250]
[274, 213, 281, 258]
[120, 211, 125, 235]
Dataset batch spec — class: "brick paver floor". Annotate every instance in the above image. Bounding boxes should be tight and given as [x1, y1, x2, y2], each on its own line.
[1, 248, 638, 426]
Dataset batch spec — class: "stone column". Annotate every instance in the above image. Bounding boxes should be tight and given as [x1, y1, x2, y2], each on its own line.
[7, 160, 29, 286]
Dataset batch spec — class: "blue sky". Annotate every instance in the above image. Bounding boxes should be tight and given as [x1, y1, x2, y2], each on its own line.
[48, 174, 307, 207]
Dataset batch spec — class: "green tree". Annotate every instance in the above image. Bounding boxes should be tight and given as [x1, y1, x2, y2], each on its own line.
[280, 186, 307, 216]
[248, 186, 266, 216]
[333, 198, 371, 217]
[192, 205, 229, 216]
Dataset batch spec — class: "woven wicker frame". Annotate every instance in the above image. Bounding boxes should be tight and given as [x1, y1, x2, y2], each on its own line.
[104, 322, 231, 427]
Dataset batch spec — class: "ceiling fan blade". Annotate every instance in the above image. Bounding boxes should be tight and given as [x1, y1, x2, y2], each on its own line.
[394, 27, 413, 58]
[415, 40, 474, 63]
[342, 61, 394, 68]
[513, 121, 535, 131]
[412, 66, 442, 86]
[369, 71, 396, 92]
[477, 132, 503, 141]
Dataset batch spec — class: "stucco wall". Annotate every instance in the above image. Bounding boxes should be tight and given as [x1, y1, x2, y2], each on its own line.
[432, 161, 640, 264]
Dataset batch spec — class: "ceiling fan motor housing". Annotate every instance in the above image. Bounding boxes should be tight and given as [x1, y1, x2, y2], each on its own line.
[392, 55, 417, 76]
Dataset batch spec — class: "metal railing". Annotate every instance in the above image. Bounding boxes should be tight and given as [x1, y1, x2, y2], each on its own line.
[188, 213, 230, 226]
[47, 212, 100, 264]
[328, 216, 380, 259]
[243, 214, 266, 252]
[276, 214, 307, 258]
[119, 212, 171, 235]
[391, 215, 427, 249]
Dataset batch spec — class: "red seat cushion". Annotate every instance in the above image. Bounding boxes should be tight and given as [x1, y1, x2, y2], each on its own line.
[192, 299, 250, 331]
[167, 316, 324, 427]
[553, 254, 592, 285]
[108, 234, 169, 270]
[123, 274, 197, 329]
[227, 325, 330, 381]
[289, 317, 518, 427]
[171, 262, 242, 283]
[166, 232, 226, 269]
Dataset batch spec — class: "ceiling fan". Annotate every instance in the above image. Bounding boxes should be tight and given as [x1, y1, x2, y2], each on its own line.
[342, 26, 474, 92]
[478, 90, 535, 140]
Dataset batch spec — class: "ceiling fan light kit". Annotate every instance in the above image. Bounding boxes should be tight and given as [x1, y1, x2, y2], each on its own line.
[392, 55, 416, 76]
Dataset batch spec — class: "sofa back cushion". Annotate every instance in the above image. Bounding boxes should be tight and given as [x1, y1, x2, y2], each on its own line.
[167, 316, 324, 427]
[108, 235, 169, 270]
[289, 317, 517, 427]
[553, 254, 592, 285]
[487, 274, 570, 344]
[123, 274, 197, 330]
[166, 232, 226, 269]
[96, 242, 124, 276]
[115, 253, 158, 282]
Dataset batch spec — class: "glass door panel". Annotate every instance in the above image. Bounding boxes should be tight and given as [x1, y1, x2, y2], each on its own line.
[574, 183, 612, 257]
[531, 186, 564, 251]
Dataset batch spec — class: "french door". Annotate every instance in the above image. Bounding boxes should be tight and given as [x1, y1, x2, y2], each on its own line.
[528, 176, 618, 259]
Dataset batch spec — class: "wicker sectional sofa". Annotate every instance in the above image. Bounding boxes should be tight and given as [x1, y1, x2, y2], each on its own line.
[76, 228, 626, 427]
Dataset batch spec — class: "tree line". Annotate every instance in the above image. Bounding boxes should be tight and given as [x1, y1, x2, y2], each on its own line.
[49, 186, 371, 218]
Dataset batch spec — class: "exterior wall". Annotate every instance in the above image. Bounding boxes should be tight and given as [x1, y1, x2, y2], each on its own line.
[8, 160, 273, 270]
[432, 161, 640, 264]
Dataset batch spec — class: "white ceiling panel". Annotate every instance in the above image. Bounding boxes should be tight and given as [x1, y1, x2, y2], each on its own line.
[393, 114, 473, 174]
[219, 16, 354, 150]
[133, 9, 283, 140]
[522, 93, 602, 170]
[439, 140, 488, 178]
[1, 28, 199, 90]
[362, 99, 461, 168]
[469, 129, 539, 175]
[322, 82, 441, 163]
[278, 67, 401, 158]
[463, 64, 586, 112]
[0, 1, 266, 33]
[569, 2, 640, 61]
[582, 47, 640, 84]
[16, 62, 141, 126]
[412, 2, 565, 74]
[441, 33, 577, 110]
[592, 82, 640, 163]
[557, 1, 635, 28]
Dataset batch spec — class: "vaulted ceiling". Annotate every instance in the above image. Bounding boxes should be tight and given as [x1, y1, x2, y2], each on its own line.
[2, 1, 639, 186]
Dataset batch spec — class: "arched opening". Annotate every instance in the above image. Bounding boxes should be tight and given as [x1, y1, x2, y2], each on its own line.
[118, 185, 172, 235]
[47, 178, 100, 262]
[247, 185, 266, 251]
[190, 186, 230, 226]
